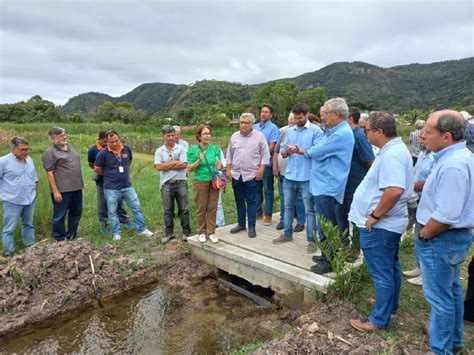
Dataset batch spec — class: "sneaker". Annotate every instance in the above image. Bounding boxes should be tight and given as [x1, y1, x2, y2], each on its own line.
[248, 227, 257, 238]
[198, 234, 206, 243]
[263, 215, 272, 226]
[275, 222, 284, 230]
[350, 318, 382, 332]
[293, 224, 305, 233]
[403, 267, 421, 278]
[124, 222, 135, 230]
[230, 225, 246, 234]
[100, 225, 109, 236]
[162, 235, 173, 243]
[407, 275, 423, 286]
[272, 234, 293, 244]
[306, 241, 317, 253]
[310, 261, 333, 274]
[113, 234, 121, 241]
[139, 229, 154, 238]
[209, 234, 219, 243]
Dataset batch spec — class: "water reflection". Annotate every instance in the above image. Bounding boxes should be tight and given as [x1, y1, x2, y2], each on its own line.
[0, 280, 277, 354]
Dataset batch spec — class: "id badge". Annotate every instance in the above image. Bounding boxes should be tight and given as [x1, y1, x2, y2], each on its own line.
[118, 166, 124, 173]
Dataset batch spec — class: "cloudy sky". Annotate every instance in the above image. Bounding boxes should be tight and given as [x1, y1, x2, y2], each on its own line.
[1, 0, 473, 105]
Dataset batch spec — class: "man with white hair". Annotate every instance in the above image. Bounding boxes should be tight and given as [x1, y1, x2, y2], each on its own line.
[416, 110, 473, 354]
[409, 119, 426, 165]
[173, 125, 189, 151]
[226, 113, 270, 238]
[460, 111, 474, 152]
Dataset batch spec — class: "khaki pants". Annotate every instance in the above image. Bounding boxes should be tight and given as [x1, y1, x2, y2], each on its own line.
[193, 180, 219, 235]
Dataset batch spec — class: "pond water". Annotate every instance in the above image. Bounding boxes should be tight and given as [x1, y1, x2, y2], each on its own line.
[0, 279, 280, 353]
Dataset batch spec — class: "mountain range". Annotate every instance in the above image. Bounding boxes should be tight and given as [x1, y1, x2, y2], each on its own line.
[63, 57, 474, 114]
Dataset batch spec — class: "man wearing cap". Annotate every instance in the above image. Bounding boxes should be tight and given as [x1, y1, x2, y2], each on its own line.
[154, 125, 191, 243]
[43, 127, 84, 241]
[253, 104, 279, 226]
[0, 137, 38, 256]
[94, 130, 154, 240]
[415, 110, 473, 354]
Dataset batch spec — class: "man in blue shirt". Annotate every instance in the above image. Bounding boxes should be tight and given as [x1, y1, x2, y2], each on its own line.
[0, 137, 38, 256]
[415, 110, 473, 354]
[253, 104, 280, 226]
[306, 98, 355, 274]
[88, 131, 131, 235]
[94, 130, 153, 240]
[335, 107, 374, 257]
[349, 111, 414, 333]
[273, 103, 323, 250]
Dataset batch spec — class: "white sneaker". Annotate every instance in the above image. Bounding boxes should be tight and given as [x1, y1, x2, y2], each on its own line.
[113, 234, 121, 241]
[403, 267, 421, 278]
[140, 229, 154, 238]
[209, 234, 219, 243]
[198, 234, 206, 243]
[407, 275, 423, 286]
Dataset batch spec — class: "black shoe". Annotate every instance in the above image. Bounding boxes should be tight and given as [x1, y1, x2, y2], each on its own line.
[310, 262, 333, 274]
[293, 224, 305, 233]
[312, 254, 326, 263]
[248, 227, 256, 238]
[275, 222, 284, 230]
[256, 212, 263, 219]
[230, 225, 246, 234]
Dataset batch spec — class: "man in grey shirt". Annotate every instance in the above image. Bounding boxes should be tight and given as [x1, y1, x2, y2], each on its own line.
[155, 125, 191, 243]
[42, 127, 84, 241]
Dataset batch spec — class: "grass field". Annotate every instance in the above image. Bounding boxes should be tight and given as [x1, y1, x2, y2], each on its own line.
[1, 122, 473, 351]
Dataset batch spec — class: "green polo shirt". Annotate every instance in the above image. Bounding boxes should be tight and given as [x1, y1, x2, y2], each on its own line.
[187, 144, 221, 181]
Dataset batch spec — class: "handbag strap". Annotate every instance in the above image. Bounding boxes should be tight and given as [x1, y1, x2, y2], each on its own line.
[198, 145, 215, 178]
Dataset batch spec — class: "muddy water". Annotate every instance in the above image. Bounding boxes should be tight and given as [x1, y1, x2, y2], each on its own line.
[0, 280, 280, 353]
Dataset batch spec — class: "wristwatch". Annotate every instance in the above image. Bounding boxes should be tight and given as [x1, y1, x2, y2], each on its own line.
[370, 211, 380, 220]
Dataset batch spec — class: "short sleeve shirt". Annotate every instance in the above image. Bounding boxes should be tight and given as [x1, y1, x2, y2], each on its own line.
[0, 154, 38, 205]
[88, 143, 104, 186]
[345, 126, 375, 195]
[187, 144, 221, 182]
[154, 144, 187, 189]
[95, 145, 133, 190]
[42, 144, 84, 193]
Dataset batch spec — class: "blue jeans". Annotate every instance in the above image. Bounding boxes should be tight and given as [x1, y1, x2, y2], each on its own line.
[216, 189, 225, 227]
[313, 194, 345, 262]
[305, 193, 319, 243]
[232, 176, 258, 228]
[282, 178, 309, 239]
[2, 200, 36, 256]
[278, 175, 305, 225]
[52, 190, 83, 241]
[257, 165, 274, 216]
[105, 186, 147, 236]
[96, 183, 129, 227]
[416, 229, 472, 354]
[360, 227, 401, 329]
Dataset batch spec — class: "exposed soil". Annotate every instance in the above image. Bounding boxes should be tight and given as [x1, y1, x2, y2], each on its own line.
[0, 240, 215, 337]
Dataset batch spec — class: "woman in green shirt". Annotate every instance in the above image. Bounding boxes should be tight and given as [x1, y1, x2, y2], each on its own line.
[187, 125, 222, 243]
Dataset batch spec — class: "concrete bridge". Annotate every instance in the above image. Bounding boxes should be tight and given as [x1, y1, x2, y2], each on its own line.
[187, 213, 362, 308]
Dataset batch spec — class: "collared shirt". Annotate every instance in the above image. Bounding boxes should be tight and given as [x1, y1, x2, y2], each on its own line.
[0, 153, 38, 205]
[414, 150, 435, 182]
[282, 121, 324, 181]
[95, 144, 133, 190]
[42, 144, 84, 193]
[253, 120, 279, 164]
[416, 142, 474, 229]
[88, 143, 105, 186]
[154, 143, 187, 190]
[345, 126, 375, 195]
[187, 144, 220, 182]
[226, 130, 270, 182]
[177, 139, 189, 151]
[409, 129, 422, 158]
[305, 121, 355, 203]
[349, 137, 414, 234]
[275, 131, 288, 175]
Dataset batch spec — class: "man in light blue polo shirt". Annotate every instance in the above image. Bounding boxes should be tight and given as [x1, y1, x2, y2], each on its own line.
[415, 110, 474, 354]
[272, 102, 323, 250]
[0, 137, 38, 256]
[306, 98, 355, 274]
[253, 104, 280, 226]
[349, 111, 413, 333]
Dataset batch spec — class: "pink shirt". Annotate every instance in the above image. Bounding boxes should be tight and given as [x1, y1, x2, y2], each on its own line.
[226, 130, 270, 182]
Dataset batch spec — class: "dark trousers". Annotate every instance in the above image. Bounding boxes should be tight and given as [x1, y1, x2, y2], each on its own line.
[232, 176, 258, 228]
[96, 183, 129, 227]
[256, 165, 274, 216]
[161, 180, 191, 236]
[465, 257, 474, 322]
[51, 190, 83, 241]
[335, 191, 359, 251]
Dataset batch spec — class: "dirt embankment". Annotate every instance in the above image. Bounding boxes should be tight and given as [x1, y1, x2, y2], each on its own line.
[0, 240, 215, 337]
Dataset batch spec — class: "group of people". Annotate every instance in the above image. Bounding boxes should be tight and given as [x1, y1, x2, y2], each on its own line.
[1, 98, 473, 355]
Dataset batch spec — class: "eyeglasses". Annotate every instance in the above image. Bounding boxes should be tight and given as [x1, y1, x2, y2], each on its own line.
[201, 132, 211, 136]
[364, 128, 378, 134]
[239, 121, 252, 125]
[15, 147, 30, 152]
